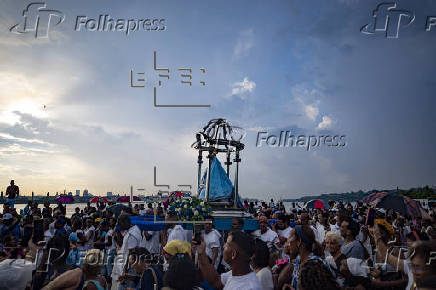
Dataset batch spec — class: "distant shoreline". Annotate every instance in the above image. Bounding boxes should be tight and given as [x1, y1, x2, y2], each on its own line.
[0, 196, 110, 204]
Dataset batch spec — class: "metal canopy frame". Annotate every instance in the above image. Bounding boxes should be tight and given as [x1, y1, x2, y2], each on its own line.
[191, 118, 245, 208]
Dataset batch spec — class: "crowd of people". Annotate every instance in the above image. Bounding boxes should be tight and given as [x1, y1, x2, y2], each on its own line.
[0, 193, 435, 290]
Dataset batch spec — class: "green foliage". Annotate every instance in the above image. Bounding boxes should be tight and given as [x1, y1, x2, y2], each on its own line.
[398, 185, 436, 200]
[284, 185, 436, 202]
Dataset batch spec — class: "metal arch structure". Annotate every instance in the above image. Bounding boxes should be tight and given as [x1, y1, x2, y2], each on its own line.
[191, 118, 245, 208]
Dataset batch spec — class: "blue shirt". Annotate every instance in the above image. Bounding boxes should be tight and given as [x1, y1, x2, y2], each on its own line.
[66, 248, 81, 266]
[0, 224, 21, 242]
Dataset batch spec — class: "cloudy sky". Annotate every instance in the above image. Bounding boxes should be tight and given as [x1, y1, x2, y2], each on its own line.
[0, 0, 435, 199]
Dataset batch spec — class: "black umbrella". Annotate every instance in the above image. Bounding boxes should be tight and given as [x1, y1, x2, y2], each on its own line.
[107, 204, 129, 218]
[373, 192, 407, 215]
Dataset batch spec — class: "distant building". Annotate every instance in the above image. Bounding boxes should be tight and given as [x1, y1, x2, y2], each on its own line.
[83, 189, 89, 197]
[107, 192, 113, 197]
[75, 190, 80, 197]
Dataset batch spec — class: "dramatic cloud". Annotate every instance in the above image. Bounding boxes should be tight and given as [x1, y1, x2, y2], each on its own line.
[231, 77, 256, 98]
[0, 0, 434, 199]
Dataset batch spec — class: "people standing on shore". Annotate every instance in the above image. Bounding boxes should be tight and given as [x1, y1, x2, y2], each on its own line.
[42, 201, 53, 218]
[5, 180, 19, 208]
[0, 193, 435, 290]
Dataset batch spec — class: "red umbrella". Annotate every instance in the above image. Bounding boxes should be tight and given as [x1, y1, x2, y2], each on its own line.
[117, 196, 141, 202]
[304, 199, 325, 209]
[170, 191, 183, 198]
[90, 196, 109, 203]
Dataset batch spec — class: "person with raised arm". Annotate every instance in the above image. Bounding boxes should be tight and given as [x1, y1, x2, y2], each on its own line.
[194, 230, 261, 290]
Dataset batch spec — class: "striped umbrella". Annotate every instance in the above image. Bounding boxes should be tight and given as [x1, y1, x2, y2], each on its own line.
[361, 191, 388, 204]
[365, 191, 429, 218]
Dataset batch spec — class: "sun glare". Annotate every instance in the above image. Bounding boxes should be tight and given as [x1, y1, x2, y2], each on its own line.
[0, 98, 48, 125]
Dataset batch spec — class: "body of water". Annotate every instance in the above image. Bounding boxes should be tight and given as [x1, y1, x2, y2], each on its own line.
[0, 203, 90, 217]
[1, 201, 345, 218]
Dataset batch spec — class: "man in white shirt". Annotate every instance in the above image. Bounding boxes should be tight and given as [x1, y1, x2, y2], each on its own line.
[140, 230, 160, 254]
[274, 214, 292, 246]
[166, 213, 189, 244]
[329, 217, 341, 233]
[202, 217, 222, 269]
[252, 216, 279, 250]
[196, 230, 262, 290]
[138, 204, 147, 216]
[272, 214, 292, 259]
[315, 213, 326, 243]
[111, 214, 142, 290]
[167, 224, 188, 242]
